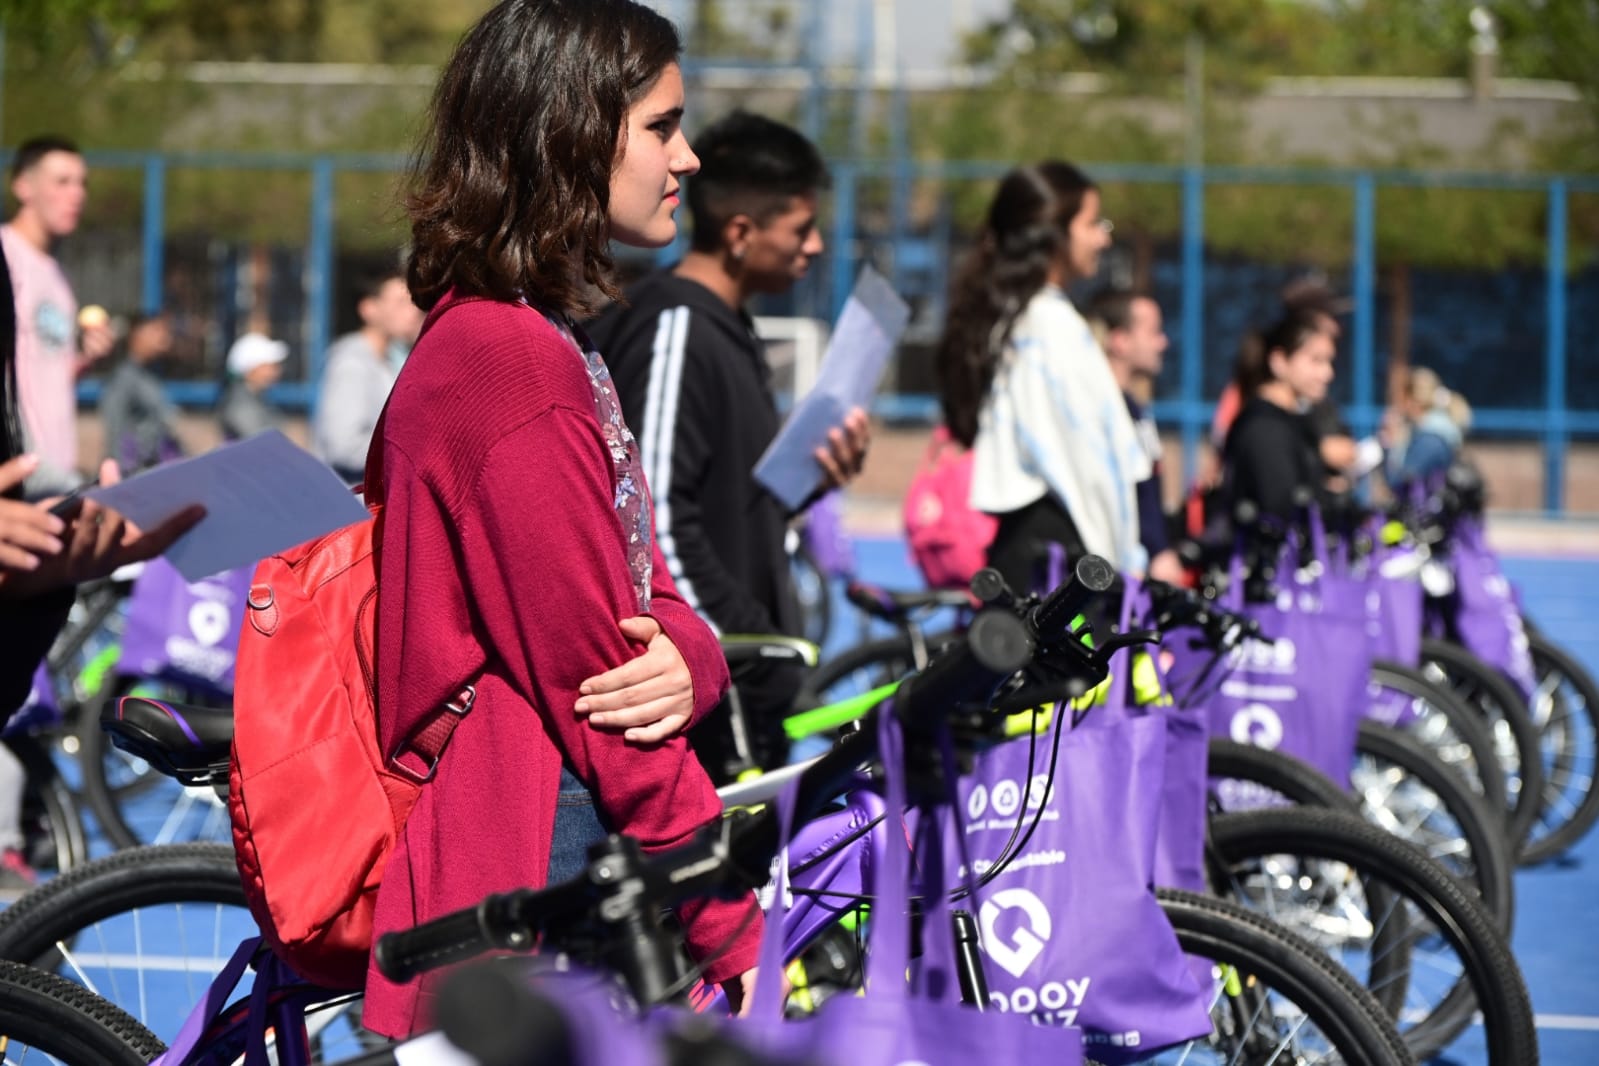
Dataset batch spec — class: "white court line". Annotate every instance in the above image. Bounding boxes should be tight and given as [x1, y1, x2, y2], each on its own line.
[1534, 1014, 1599, 1032]
[61, 953, 232, 974]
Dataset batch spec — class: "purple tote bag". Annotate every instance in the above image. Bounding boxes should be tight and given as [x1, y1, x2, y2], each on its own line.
[1438, 515, 1537, 701]
[1087, 578, 1208, 894]
[1182, 527, 1370, 788]
[119, 557, 251, 695]
[4, 659, 59, 736]
[741, 708, 1088, 1066]
[937, 712, 1213, 1062]
[1363, 539, 1427, 728]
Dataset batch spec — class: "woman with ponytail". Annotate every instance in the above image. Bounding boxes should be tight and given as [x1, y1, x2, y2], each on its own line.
[1222, 307, 1336, 519]
[935, 161, 1148, 593]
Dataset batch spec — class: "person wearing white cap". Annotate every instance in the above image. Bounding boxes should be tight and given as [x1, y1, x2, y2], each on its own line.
[217, 331, 287, 440]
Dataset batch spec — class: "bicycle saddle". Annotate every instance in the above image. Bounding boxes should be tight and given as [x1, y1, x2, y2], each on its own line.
[845, 581, 972, 623]
[102, 696, 235, 786]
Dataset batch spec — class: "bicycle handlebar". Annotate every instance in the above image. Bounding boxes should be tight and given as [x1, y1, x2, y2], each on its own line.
[376, 558, 1121, 994]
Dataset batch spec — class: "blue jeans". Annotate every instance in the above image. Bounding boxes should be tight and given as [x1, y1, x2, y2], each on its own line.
[546, 765, 609, 887]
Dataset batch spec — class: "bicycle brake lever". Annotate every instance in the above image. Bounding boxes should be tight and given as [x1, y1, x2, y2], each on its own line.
[1095, 629, 1163, 659]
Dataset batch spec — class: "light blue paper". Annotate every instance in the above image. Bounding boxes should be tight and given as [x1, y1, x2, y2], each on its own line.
[754, 266, 911, 511]
[85, 430, 370, 581]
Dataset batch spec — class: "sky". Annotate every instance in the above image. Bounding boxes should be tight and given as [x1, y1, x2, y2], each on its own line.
[651, 0, 1015, 72]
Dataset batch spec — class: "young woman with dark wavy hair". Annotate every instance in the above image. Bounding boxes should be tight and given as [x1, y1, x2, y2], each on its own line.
[936, 161, 1150, 593]
[363, 0, 761, 1035]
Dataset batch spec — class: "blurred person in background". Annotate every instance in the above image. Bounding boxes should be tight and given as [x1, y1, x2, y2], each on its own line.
[1385, 365, 1472, 492]
[0, 245, 201, 894]
[98, 311, 184, 473]
[588, 109, 869, 782]
[312, 268, 424, 485]
[1222, 306, 1336, 521]
[1085, 287, 1186, 584]
[1, 137, 115, 498]
[217, 331, 287, 441]
[937, 160, 1148, 595]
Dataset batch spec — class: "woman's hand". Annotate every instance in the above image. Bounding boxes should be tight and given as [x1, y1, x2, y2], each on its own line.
[575, 615, 695, 743]
[1, 458, 204, 598]
[0, 456, 67, 583]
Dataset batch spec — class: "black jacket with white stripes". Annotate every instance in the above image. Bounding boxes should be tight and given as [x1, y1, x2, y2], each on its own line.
[588, 270, 800, 641]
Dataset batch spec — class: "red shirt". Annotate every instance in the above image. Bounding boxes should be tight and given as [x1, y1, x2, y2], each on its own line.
[362, 293, 757, 1037]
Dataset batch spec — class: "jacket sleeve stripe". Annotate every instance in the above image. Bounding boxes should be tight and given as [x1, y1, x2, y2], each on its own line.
[642, 306, 718, 632]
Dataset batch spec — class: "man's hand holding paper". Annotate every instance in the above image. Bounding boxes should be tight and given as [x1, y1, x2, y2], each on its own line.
[755, 266, 909, 512]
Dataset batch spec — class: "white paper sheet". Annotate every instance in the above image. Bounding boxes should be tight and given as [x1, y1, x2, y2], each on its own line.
[85, 430, 370, 581]
[753, 265, 911, 511]
[392, 1031, 481, 1065]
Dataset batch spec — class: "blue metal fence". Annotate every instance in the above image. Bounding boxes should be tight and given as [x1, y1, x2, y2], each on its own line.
[66, 150, 1599, 511]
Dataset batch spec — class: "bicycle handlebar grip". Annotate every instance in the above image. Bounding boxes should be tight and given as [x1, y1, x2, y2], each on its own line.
[969, 567, 1011, 607]
[966, 610, 1034, 676]
[375, 902, 496, 984]
[1031, 554, 1116, 637]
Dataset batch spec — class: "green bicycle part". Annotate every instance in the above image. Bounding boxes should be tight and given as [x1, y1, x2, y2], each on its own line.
[77, 643, 123, 700]
[1221, 962, 1244, 998]
[783, 681, 901, 741]
[1000, 650, 1172, 736]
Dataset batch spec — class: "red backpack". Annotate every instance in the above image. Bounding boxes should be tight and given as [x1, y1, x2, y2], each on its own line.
[902, 426, 998, 591]
[229, 503, 477, 988]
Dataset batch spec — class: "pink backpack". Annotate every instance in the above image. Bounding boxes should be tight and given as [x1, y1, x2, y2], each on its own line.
[902, 426, 998, 590]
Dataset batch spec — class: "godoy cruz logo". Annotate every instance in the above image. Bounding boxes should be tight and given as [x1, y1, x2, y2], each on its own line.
[980, 887, 1053, 978]
[1229, 703, 1285, 749]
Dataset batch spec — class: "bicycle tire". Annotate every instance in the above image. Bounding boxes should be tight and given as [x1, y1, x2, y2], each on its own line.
[1354, 720, 1515, 933]
[1370, 660, 1511, 823]
[0, 843, 245, 966]
[1521, 630, 1599, 863]
[1205, 737, 1359, 811]
[0, 957, 166, 1063]
[790, 541, 834, 650]
[1156, 888, 1417, 1066]
[1418, 637, 1545, 858]
[8, 732, 89, 876]
[1208, 806, 1536, 1064]
[800, 633, 918, 709]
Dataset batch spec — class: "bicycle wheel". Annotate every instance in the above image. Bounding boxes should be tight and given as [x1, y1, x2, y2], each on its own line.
[1205, 725, 1512, 930]
[1352, 721, 1515, 932]
[1522, 630, 1599, 863]
[1370, 661, 1510, 823]
[0, 958, 165, 1063]
[790, 541, 833, 650]
[0, 842, 374, 1059]
[1208, 806, 1536, 1064]
[801, 634, 918, 708]
[8, 733, 89, 879]
[1205, 737, 1359, 812]
[1418, 638, 1545, 858]
[1155, 888, 1416, 1066]
[0, 843, 252, 1047]
[77, 679, 234, 851]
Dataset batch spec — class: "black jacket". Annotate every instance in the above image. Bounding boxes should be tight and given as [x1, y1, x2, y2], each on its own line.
[587, 271, 799, 640]
[1224, 396, 1324, 521]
